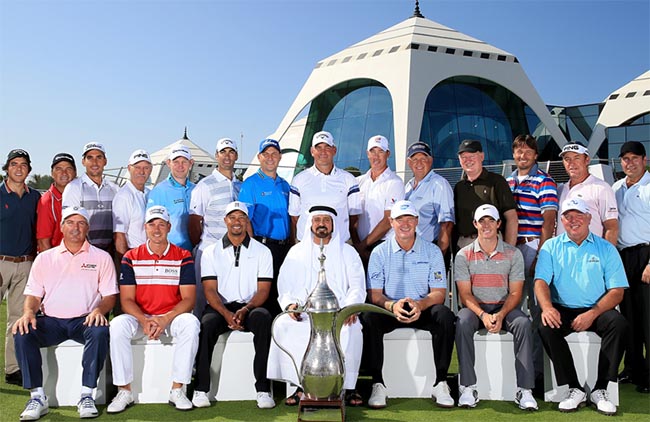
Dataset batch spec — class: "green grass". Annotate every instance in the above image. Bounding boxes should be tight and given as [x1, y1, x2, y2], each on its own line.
[1, 301, 648, 421]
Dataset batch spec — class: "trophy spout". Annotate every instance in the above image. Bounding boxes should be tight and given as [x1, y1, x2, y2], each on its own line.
[334, 303, 395, 345]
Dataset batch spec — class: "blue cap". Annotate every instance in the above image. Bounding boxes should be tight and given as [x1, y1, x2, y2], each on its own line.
[407, 142, 431, 158]
[259, 138, 281, 154]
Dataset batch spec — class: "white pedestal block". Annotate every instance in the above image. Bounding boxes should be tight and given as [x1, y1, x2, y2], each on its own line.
[383, 328, 435, 398]
[472, 330, 517, 400]
[209, 331, 258, 401]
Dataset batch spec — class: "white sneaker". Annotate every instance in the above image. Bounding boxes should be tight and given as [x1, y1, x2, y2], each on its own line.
[368, 383, 387, 409]
[192, 390, 211, 408]
[256, 391, 276, 409]
[168, 388, 193, 411]
[20, 396, 49, 421]
[431, 381, 454, 408]
[458, 385, 479, 408]
[558, 388, 586, 412]
[515, 388, 538, 411]
[77, 395, 98, 418]
[107, 389, 134, 413]
[590, 389, 616, 416]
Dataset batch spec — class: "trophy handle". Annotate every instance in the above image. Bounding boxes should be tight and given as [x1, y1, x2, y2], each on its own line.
[334, 303, 395, 345]
[271, 309, 304, 381]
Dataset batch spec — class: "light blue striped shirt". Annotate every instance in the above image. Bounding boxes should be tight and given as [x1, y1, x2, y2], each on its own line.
[612, 171, 650, 249]
[405, 170, 455, 242]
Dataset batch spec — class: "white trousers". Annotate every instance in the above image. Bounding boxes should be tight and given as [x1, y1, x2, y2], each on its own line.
[267, 313, 362, 390]
[109, 313, 200, 386]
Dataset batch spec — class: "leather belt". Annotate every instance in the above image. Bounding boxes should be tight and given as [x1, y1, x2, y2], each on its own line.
[516, 236, 539, 245]
[0, 255, 35, 263]
[254, 236, 287, 246]
[622, 242, 650, 251]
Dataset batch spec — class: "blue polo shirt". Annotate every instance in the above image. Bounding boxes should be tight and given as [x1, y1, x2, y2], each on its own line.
[0, 182, 40, 256]
[612, 170, 650, 249]
[405, 170, 455, 242]
[147, 174, 195, 251]
[238, 169, 290, 241]
[535, 232, 628, 308]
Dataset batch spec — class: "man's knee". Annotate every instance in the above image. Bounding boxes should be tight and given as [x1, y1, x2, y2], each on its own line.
[85, 325, 109, 342]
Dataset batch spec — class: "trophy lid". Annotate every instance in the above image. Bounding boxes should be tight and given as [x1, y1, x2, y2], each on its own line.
[304, 241, 339, 312]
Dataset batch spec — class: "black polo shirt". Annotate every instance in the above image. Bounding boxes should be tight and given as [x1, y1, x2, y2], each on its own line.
[0, 182, 40, 256]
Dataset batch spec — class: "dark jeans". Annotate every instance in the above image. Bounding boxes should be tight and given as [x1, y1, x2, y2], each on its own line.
[14, 315, 109, 389]
[194, 302, 272, 392]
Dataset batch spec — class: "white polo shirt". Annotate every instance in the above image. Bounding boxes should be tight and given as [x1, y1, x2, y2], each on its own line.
[557, 174, 618, 237]
[289, 166, 362, 242]
[112, 180, 150, 248]
[356, 167, 404, 241]
[200, 235, 272, 304]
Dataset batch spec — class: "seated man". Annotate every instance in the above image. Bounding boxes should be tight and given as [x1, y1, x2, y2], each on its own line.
[454, 204, 537, 410]
[13, 206, 118, 421]
[362, 200, 456, 409]
[192, 201, 275, 409]
[268, 205, 366, 407]
[535, 198, 628, 415]
[107, 206, 199, 413]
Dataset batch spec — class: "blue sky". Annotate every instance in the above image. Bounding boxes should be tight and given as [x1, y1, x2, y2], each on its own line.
[1, 0, 648, 175]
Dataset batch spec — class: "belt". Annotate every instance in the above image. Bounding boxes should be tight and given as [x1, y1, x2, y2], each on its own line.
[0, 255, 35, 263]
[254, 236, 287, 246]
[622, 242, 650, 252]
[516, 236, 539, 245]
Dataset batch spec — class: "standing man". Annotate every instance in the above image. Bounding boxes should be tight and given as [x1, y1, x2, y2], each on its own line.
[192, 201, 275, 410]
[556, 142, 618, 245]
[189, 137, 241, 315]
[62, 142, 119, 253]
[454, 139, 518, 248]
[454, 204, 537, 410]
[147, 143, 195, 252]
[535, 198, 628, 415]
[112, 149, 153, 259]
[355, 135, 405, 265]
[404, 141, 454, 257]
[362, 200, 456, 409]
[13, 206, 117, 420]
[238, 138, 291, 315]
[268, 205, 366, 406]
[289, 131, 362, 243]
[1, 148, 40, 386]
[36, 153, 77, 251]
[107, 206, 199, 413]
[612, 141, 650, 393]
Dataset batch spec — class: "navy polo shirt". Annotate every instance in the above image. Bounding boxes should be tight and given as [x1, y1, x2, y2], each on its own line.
[0, 182, 40, 256]
[238, 169, 290, 241]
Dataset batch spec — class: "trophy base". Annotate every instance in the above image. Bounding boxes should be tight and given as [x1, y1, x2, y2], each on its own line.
[298, 397, 345, 422]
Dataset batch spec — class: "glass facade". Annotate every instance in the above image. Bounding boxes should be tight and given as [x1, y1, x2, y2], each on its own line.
[607, 112, 650, 163]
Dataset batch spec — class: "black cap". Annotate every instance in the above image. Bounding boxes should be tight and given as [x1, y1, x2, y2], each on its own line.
[458, 139, 483, 154]
[619, 141, 646, 158]
[51, 153, 76, 170]
[407, 142, 431, 158]
[3, 149, 31, 171]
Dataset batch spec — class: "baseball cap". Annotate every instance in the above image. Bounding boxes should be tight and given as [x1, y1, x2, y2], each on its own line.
[82, 142, 106, 156]
[128, 149, 152, 165]
[216, 138, 238, 153]
[367, 135, 389, 152]
[62, 206, 90, 223]
[169, 144, 192, 160]
[561, 197, 590, 215]
[474, 204, 500, 221]
[390, 200, 419, 219]
[51, 153, 76, 170]
[312, 131, 335, 147]
[407, 142, 431, 158]
[145, 205, 170, 223]
[618, 141, 646, 157]
[225, 201, 249, 217]
[559, 143, 589, 157]
[259, 138, 281, 154]
[4, 149, 31, 168]
[458, 139, 483, 154]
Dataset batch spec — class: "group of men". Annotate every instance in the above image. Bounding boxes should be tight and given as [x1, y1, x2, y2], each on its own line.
[0, 129, 647, 419]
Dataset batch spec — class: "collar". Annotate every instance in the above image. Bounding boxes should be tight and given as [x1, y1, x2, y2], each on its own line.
[222, 234, 251, 249]
[2, 182, 30, 195]
[560, 231, 595, 246]
[58, 240, 91, 255]
[509, 163, 540, 180]
[212, 168, 233, 182]
[390, 234, 421, 254]
[146, 240, 171, 257]
[167, 173, 191, 188]
[462, 168, 489, 182]
[49, 184, 63, 199]
[309, 165, 338, 177]
[471, 237, 505, 256]
[626, 170, 650, 187]
[81, 173, 107, 188]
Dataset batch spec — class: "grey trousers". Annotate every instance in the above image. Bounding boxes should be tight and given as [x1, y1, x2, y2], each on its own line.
[456, 306, 535, 389]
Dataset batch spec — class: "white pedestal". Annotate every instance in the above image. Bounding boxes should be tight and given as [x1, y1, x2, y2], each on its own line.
[383, 328, 435, 398]
[129, 336, 176, 403]
[472, 330, 517, 400]
[208, 331, 258, 401]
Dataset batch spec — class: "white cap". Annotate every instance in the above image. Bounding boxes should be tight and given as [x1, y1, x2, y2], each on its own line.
[216, 138, 238, 153]
[128, 149, 152, 165]
[82, 142, 106, 156]
[474, 204, 500, 221]
[559, 143, 589, 157]
[367, 135, 389, 152]
[225, 201, 248, 217]
[390, 200, 419, 219]
[561, 197, 590, 215]
[145, 206, 170, 223]
[169, 144, 192, 160]
[312, 131, 334, 147]
[62, 206, 90, 223]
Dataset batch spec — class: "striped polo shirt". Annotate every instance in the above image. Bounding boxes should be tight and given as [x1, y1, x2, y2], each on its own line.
[507, 164, 558, 238]
[120, 241, 195, 315]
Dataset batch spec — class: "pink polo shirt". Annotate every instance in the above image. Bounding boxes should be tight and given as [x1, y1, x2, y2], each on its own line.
[24, 240, 118, 318]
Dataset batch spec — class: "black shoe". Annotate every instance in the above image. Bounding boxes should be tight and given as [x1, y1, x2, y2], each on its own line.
[636, 384, 650, 394]
[617, 370, 632, 384]
[5, 370, 22, 386]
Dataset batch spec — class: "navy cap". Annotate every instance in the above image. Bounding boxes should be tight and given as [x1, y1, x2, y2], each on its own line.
[407, 142, 431, 158]
[619, 141, 646, 157]
[458, 139, 483, 154]
[259, 138, 281, 154]
[51, 153, 76, 170]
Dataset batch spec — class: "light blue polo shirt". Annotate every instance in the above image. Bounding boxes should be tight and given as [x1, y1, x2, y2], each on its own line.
[612, 171, 650, 249]
[147, 174, 195, 251]
[405, 170, 455, 242]
[238, 169, 290, 241]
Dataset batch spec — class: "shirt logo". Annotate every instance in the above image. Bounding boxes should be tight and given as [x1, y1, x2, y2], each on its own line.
[81, 263, 97, 270]
[433, 271, 443, 280]
[163, 267, 180, 276]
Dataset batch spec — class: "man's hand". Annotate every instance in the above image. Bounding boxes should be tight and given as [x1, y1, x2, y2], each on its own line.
[642, 264, 650, 284]
[540, 307, 562, 329]
[225, 311, 243, 331]
[13, 312, 37, 335]
[286, 303, 303, 322]
[394, 298, 421, 323]
[483, 312, 504, 333]
[233, 307, 249, 327]
[148, 314, 172, 339]
[343, 314, 357, 326]
[83, 308, 109, 327]
[571, 309, 596, 332]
